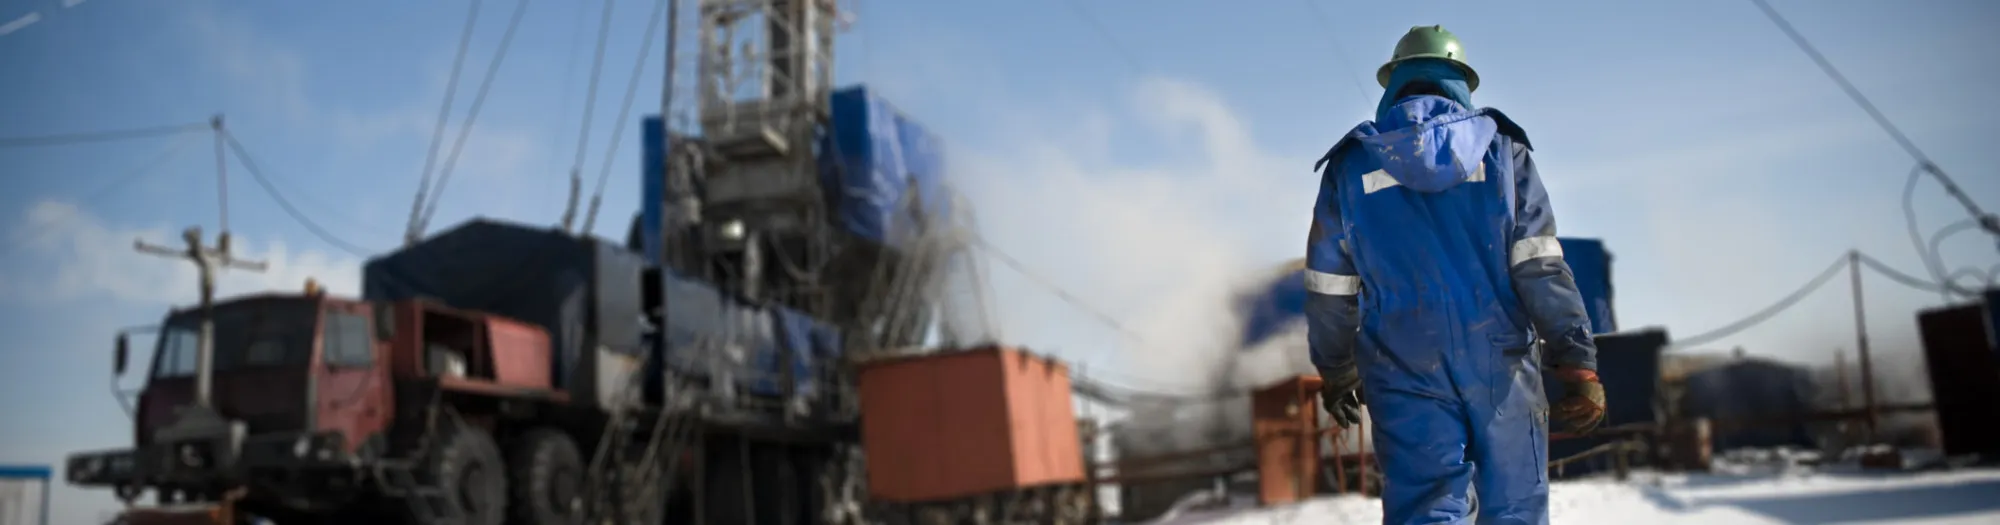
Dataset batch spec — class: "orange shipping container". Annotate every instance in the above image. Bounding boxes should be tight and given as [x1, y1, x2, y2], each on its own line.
[856, 346, 1087, 503]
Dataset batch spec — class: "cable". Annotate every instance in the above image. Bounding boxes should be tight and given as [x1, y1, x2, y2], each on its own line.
[1672, 254, 1850, 349]
[1854, 252, 1948, 294]
[0, 122, 208, 149]
[1296, 0, 1377, 107]
[1059, 0, 1144, 74]
[561, 0, 617, 233]
[1943, 268, 1988, 295]
[222, 131, 377, 257]
[1901, 165, 1946, 297]
[1927, 218, 1986, 295]
[580, 0, 669, 236]
[0, 132, 201, 258]
[969, 235, 1148, 343]
[414, 0, 533, 238]
[1749, 0, 1997, 248]
[406, 0, 484, 245]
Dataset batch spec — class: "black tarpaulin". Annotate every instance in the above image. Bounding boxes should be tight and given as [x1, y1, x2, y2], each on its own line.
[361, 219, 645, 392]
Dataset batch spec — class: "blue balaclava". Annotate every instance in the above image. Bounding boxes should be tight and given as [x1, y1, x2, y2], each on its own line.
[1374, 58, 1474, 124]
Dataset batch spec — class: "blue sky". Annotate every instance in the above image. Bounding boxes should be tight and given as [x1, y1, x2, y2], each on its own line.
[2, 0, 1996, 521]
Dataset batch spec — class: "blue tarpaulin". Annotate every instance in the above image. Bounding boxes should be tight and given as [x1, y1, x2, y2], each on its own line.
[639, 116, 666, 263]
[654, 269, 844, 397]
[822, 86, 951, 248]
[637, 86, 951, 260]
[1235, 238, 1615, 349]
[1559, 238, 1617, 335]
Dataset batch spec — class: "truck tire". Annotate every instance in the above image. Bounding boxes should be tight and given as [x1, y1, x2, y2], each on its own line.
[428, 422, 508, 525]
[507, 428, 586, 525]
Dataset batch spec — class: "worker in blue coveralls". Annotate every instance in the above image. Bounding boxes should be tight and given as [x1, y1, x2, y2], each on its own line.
[1305, 26, 1607, 525]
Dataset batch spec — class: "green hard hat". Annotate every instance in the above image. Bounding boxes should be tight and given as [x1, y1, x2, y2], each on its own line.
[1376, 25, 1480, 92]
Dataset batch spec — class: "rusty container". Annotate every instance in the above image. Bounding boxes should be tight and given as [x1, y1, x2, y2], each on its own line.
[1253, 375, 1322, 506]
[857, 346, 1086, 503]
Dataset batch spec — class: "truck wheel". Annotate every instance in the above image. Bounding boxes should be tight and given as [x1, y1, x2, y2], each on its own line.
[507, 428, 586, 525]
[428, 422, 508, 525]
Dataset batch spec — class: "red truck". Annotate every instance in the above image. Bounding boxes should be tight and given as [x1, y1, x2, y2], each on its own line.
[66, 288, 671, 525]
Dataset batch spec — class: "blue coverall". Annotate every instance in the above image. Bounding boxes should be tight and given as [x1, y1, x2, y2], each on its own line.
[1304, 59, 1601, 525]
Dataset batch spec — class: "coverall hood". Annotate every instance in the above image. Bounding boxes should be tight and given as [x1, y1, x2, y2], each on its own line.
[1358, 94, 1496, 194]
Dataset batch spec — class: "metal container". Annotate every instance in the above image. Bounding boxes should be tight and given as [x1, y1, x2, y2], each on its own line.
[1544, 328, 1667, 478]
[1917, 295, 2000, 459]
[1252, 375, 1321, 506]
[856, 346, 1086, 503]
[1678, 358, 1819, 451]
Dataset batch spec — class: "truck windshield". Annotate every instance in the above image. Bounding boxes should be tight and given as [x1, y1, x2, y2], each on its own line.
[152, 300, 318, 379]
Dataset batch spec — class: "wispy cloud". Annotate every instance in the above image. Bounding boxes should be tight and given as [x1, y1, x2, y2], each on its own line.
[4, 200, 364, 305]
[0, 12, 41, 36]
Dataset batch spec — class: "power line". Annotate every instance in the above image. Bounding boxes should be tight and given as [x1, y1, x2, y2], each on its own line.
[580, 0, 670, 236]
[221, 131, 377, 258]
[1747, 0, 1998, 247]
[1059, 0, 1144, 73]
[415, 0, 534, 239]
[1853, 252, 1949, 295]
[1672, 253, 1850, 349]
[1295, 0, 1376, 107]
[0, 132, 202, 258]
[0, 122, 207, 149]
[969, 235, 1148, 343]
[560, 0, 617, 234]
[406, 0, 485, 245]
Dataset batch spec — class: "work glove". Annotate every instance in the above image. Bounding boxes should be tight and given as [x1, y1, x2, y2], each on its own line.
[1318, 366, 1365, 429]
[1551, 367, 1607, 434]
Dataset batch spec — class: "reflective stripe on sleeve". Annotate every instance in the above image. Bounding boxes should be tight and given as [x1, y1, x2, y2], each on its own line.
[1510, 235, 1564, 266]
[1305, 269, 1361, 296]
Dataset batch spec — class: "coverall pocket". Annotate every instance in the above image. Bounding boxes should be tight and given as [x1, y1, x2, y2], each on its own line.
[1487, 333, 1534, 413]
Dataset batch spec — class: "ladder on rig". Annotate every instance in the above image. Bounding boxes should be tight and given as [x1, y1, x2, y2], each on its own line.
[581, 356, 703, 524]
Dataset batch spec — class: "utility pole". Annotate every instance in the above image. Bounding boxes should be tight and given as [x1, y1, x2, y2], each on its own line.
[1847, 250, 1878, 440]
[211, 115, 230, 233]
[1834, 348, 1850, 410]
[135, 226, 267, 409]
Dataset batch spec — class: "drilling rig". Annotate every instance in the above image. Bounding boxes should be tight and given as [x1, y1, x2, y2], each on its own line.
[63, 1, 1005, 524]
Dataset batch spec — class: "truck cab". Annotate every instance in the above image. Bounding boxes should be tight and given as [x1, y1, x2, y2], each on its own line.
[67, 287, 564, 523]
[68, 292, 397, 509]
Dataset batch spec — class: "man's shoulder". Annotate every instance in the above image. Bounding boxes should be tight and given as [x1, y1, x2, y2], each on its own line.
[1313, 122, 1379, 175]
[1480, 107, 1533, 151]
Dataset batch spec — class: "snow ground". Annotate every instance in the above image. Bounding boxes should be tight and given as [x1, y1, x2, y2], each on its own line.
[1150, 465, 2000, 525]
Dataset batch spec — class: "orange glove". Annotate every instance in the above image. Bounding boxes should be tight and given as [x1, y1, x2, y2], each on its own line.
[1551, 367, 1606, 434]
